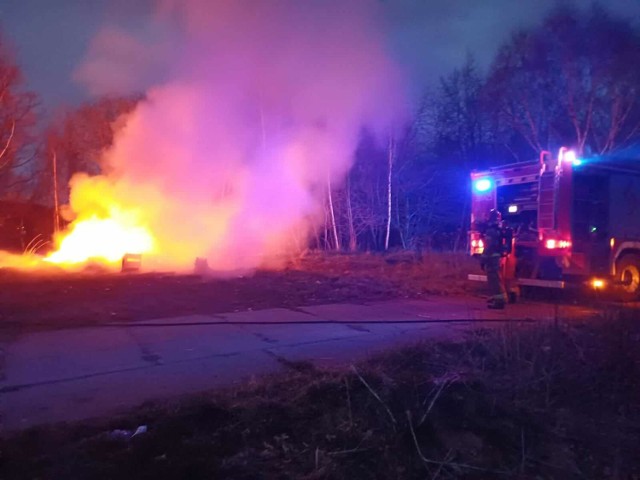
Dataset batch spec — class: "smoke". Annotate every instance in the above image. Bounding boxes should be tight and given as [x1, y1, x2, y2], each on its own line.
[70, 0, 408, 272]
[72, 24, 173, 97]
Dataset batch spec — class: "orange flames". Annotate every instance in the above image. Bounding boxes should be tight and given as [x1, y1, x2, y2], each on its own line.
[43, 174, 155, 268]
[45, 216, 154, 266]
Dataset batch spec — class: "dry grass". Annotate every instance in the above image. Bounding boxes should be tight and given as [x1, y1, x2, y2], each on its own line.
[0, 251, 480, 328]
[2, 309, 638, 479]
[295, 250, 480, 296]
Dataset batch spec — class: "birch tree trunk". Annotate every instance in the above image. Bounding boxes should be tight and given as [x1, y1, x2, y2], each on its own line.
[323, 203, 330, 250]
[346, 174, 357, 252]
[384, 136, 395, 251]
[327, 172, 340, 251]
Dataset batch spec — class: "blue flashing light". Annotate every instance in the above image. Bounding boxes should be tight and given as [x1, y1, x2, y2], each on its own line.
[473, 178, 492, 193]
[563, 149, 584, 167]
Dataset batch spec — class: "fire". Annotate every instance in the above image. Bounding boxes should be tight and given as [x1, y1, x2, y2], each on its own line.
[26, 0, 407, 273]
[45, 215, 154, 266]
[42, 173, 155, 268]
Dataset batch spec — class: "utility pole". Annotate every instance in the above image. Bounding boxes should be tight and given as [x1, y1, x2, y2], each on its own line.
[52, 149, 60, 233]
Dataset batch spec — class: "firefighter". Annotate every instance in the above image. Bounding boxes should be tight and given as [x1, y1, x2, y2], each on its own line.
[483, 209, 508, 309]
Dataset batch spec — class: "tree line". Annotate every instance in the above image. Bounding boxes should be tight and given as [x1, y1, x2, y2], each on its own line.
[2, 5, 640, 252]
[318, 5, 640, 252]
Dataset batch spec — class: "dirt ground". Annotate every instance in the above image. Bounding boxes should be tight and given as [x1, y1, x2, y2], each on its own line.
[1, 252, 638, 479]
[2, 311, 638, 479]
[0, 251, 480, 329]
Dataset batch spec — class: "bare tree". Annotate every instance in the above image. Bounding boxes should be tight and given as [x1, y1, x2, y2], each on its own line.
[485, 5, 640, 157]
[0, 31, 39, 199]
[35, 95, 141, 205]
[348, 129, 388, 250]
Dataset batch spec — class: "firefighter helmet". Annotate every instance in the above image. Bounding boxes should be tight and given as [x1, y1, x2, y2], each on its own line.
[488, 209, 502, 225]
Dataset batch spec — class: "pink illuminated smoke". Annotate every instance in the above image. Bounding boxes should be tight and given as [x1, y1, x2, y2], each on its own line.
[70, 0, 408, 271]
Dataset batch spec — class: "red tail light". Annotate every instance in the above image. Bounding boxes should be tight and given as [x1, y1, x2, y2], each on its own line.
[470, 237, 484, 254]
[545, 239, 571, 250]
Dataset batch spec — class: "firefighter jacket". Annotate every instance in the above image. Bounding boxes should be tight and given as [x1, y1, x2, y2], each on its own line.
[483, 224, 503, 258]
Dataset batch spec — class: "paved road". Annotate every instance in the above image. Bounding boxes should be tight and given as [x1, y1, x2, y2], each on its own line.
[0, 296, 595, 432]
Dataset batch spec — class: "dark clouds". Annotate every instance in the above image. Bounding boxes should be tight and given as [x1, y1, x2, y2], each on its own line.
[2, 0, 640, 109]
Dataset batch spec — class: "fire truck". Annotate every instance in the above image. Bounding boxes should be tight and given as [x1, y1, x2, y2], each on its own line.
[468, 147, 640, 301]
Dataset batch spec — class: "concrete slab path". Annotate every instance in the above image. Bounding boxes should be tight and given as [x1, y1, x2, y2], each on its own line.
[0, 297, 594, 432]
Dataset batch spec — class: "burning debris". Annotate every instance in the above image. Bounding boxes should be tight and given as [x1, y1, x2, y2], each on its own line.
[121, 253, 143, 273]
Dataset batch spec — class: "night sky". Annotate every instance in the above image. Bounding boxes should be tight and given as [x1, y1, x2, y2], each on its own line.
[2, 0, 640, 112]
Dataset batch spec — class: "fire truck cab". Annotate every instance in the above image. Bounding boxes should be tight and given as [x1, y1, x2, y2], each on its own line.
[469, 148, 640, 300]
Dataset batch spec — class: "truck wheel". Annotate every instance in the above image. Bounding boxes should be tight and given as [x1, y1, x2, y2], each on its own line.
[616, 254, 640, 302]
